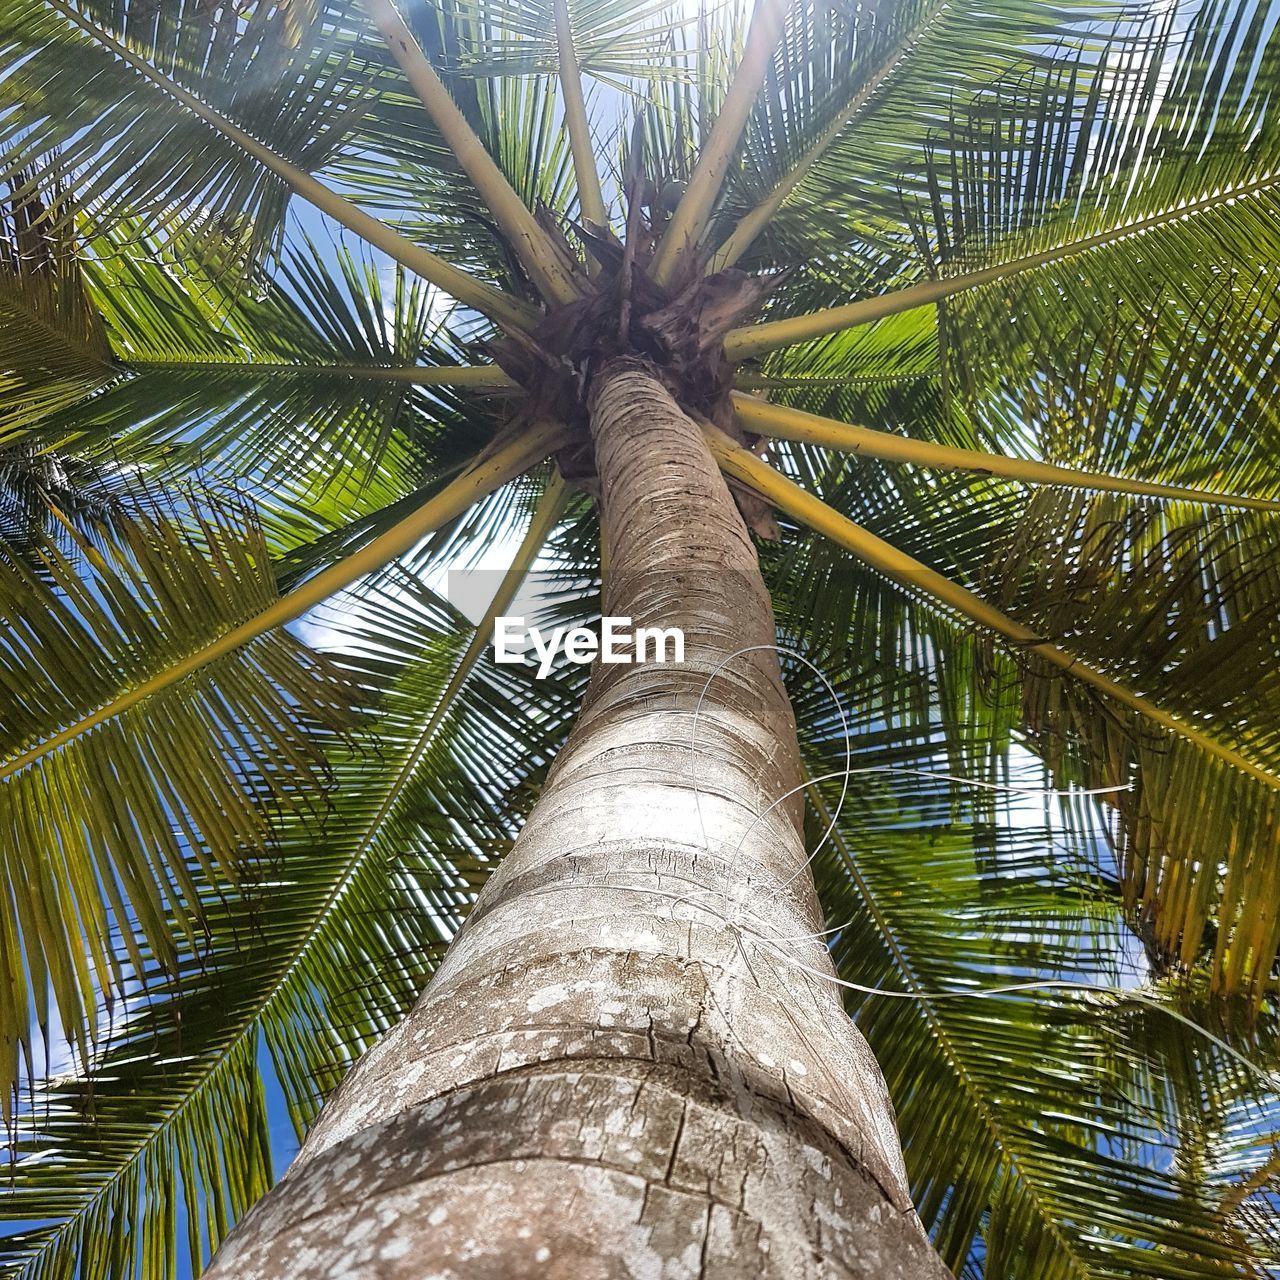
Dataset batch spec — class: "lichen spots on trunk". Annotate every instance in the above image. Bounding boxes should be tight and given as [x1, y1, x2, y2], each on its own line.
[203, 361, 951, 1278]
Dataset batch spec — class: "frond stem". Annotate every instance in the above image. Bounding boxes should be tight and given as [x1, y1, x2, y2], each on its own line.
[725, 170, 1280, 359]
[42, 0, 536, 333]
[735, 370, 933, 389]
[705, 425, 1280, 791]
[553, 0, 609, 232]
[125, 358, 516, 388]
[650, 0, 788, 286]
[0, 422, 569, 782]
[734, 394, 1280, 512]
[363, 0, 581, 307]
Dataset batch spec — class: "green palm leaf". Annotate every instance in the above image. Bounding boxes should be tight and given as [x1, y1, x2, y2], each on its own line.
[0, 0, 372, 268]
[805, 683, 1277, 1278]
[0, 181, 114, 441]
[14, 221, 507, 553]
[0, 564, 582, 1280]
[0, 494, 355, 1112]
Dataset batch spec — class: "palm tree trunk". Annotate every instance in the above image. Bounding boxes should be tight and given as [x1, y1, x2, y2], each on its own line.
[204, 359, 950, 1278]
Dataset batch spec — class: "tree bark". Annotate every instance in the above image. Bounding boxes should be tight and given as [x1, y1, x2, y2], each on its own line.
[204, 359, 951, 1279]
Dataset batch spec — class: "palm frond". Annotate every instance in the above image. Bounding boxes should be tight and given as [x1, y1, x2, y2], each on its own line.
[715, 0, 1128, 272]
[0, 0, 365, 270]
[743, 431, 1280, 1004]
[0, 567, 582, 1280]
[711, 0, 952, 269]
[729, 0, 1280, 356]
[0, 493, 355, 1113]
[0, 0, 534, 324]
[452, 0, 689, 81]
[769, 585, 1280, 1276]
[0, 178, 114, 441]
[15, 226, 518, 555]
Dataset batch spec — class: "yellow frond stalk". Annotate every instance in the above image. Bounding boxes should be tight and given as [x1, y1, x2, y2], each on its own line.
[650, 0, 788, 286]
[364, 0, 582, 307]
[733, 394, 1280, 513]
[0, 422, 571, 782]
[704, 424, 1280, 792]
[725, 170, 1280, 359]
[554, 0, 609, 233]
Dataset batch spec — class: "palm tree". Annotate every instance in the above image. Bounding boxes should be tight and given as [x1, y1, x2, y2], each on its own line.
[1, 0, 1278, 1273]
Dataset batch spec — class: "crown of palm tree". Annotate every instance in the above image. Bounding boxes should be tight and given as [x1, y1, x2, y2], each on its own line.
[0, 0, 1277, 1275]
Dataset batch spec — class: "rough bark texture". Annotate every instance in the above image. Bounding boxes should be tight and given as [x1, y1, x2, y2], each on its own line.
[204, 360, 951, 1278]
